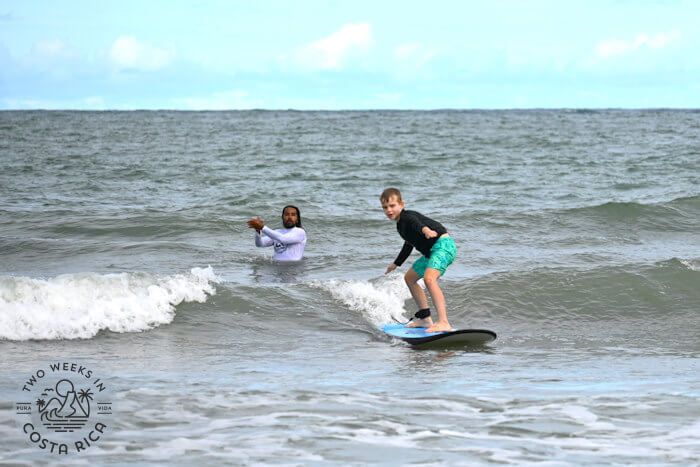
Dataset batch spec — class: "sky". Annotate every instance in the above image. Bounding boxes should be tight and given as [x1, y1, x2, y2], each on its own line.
[0, 0, 698, 110]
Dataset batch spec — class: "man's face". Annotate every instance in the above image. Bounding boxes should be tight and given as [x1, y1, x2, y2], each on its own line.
[282, 207, 299, 228]
[381, 196, 404, 221]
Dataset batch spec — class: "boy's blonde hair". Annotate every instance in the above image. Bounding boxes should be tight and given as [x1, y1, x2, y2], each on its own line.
[380, 187, 402, 203]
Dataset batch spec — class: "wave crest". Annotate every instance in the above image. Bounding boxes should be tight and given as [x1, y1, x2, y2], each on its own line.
[0, 266, 220, 341]
[311, 275, 413, 326]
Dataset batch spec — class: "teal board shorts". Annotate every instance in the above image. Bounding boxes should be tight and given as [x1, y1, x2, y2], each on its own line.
[411, 236, 457, 277]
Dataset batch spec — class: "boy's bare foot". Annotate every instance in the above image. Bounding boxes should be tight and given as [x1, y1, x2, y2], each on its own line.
[405, 317, 433, 328]
[426, 321, 453, 333]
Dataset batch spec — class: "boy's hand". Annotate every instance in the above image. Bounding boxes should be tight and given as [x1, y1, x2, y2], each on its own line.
[247, 216, 264, 232]
[385, 263, 397, 274]
[423, 227, 438, 238]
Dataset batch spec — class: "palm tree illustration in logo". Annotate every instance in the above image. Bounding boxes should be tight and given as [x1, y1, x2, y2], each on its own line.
[78, 388, 94, 406]
[38, 379, 90, 432]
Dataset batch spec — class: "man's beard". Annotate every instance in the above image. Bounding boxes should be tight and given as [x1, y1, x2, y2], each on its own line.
[284, 220, 296, 228]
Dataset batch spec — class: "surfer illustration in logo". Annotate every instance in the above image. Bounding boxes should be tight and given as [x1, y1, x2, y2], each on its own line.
[37, 379, 92, 432]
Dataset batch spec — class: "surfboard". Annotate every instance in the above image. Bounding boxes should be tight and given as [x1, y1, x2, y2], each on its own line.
[381, 323, 497, 347]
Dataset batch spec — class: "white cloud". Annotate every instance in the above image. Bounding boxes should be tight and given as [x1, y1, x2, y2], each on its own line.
[394, 43, 420, 61]
[291, 22, 373, 70]
[596, 39, 629, 58]
[25, 39, 77, 67]
[33, 39, 75, 59]
[390, 43, 440, 81]
[596, 31, 680, 58]
[108, 35, 175, 71]
[3, 96, 105, 110]
[393, 43, 436, 70]
[22, 39, 79, 75]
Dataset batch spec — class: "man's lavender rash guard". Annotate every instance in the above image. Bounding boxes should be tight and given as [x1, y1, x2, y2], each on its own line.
[254, 226, 307, 261]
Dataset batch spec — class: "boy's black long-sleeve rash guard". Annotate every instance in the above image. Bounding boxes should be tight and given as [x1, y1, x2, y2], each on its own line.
[393, 210, 448, 266]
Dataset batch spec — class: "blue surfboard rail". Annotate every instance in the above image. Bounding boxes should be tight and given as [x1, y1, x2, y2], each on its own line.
[381, 323, 497, 346]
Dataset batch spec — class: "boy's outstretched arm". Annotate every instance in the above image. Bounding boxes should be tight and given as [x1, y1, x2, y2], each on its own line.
[394, 242, 413, 268]
[422, 226, 438, 238]
[385, 263, 397, 274]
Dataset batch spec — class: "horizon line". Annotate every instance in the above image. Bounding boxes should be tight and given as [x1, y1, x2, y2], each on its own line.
[1, 107, 698, 112]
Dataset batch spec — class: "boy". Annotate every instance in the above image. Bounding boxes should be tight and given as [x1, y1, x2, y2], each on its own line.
[247, 205, 307, 261]
[380, 188, 457, 332]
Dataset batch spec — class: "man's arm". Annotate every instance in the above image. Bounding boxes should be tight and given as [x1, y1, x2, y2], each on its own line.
[255, 232, 274, 247]
[248, 216, 273, 247]
[260, 226, 306, 244]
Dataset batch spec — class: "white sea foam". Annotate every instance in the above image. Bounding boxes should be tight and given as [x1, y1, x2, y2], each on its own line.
[311, 274, 414, 325]
[679, 258, 699, 271]
[0, 266, 220, 341]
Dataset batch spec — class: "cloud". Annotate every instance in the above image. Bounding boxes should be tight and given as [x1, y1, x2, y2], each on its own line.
[596, 31, 680, 58]
[32, 39, 75, 60]
[291, 22, 373, 70]
[394, 43, 435, 63]
[3, 96, 105, 110]
[21, 39, 80, 76]
[108, 35, 175, 71]
[393, 43, 437, 73]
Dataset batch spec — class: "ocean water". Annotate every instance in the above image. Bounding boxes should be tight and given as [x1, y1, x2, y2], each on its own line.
[0, 110, 699, 464]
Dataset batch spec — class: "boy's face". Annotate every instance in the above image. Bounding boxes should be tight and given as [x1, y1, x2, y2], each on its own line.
[381, 195, 404, 221]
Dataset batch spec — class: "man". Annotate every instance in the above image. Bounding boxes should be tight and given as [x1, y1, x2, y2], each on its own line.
[247, 205, 306, 261]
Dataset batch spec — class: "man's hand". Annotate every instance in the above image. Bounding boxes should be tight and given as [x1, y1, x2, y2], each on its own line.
[247, 216, 264, 232]
[385, 263, 397, 274]
[423, 227, 438, 239]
